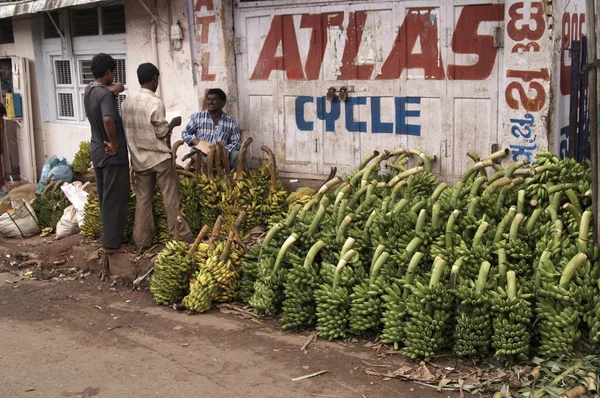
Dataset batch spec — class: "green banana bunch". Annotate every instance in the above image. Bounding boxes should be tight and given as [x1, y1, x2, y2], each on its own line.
[150, 240, 194, 305]
[72, 141, 92, 174]
[453, 262, 493, 359]
[348, 251, 390, 335]
[281, 240, 325, 330]
[152, 189, 171, 244]
[495, 213, 534, 279]
[31, 180, 70, 230]
[239, 222, 285, 302]
[178, 173, 202, 234]
[122, 188, 136, 244]
[524, 151, 560, 206]
[81, 192, 101, 239]
[403, 257, 452, 361]
[380, 252, 423, 349]
[456, 221, 492, 280]
[249, 233, 298, 317]
[490, 270, 532, 364]
[315, 250, 358, 340]
[535, 251, 586, 355]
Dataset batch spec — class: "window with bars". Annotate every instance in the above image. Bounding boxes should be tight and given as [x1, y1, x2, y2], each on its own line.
[53, 55, 126, 121]
[0, 18, 14, 44]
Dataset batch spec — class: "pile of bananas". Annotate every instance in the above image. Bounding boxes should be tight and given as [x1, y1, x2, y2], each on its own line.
[150, 240, 194, 305]
[81, 192, 101, 238]
[30, 180, 70, 230]
[231, 147, 600, 366]
[72, 141, 91, 174]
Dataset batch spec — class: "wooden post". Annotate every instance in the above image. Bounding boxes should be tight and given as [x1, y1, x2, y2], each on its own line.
[586, 0, 599, 244]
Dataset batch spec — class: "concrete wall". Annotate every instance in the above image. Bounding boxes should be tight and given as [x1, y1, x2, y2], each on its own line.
[2, 16, 46, 174]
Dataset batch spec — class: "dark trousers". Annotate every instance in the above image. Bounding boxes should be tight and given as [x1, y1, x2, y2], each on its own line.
[94, 165, 130, 249]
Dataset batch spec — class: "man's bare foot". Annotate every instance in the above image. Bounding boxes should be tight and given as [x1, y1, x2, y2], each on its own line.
[103, 247, 128, 254]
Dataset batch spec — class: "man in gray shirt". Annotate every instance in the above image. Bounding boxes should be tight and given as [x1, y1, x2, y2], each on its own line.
[83, 53, 130, 253]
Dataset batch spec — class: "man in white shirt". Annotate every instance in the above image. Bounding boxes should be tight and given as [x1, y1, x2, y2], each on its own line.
[121, 63, 191, 249]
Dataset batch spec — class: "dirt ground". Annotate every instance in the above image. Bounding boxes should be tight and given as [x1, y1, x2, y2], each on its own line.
[0, 236, 464, 398]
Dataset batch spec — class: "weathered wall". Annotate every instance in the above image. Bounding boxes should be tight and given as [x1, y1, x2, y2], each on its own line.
[192, 0, 238, 116]
[11, 16, 45, 174]
[499, 0, 553, 166]
[124, 0, 199, 164]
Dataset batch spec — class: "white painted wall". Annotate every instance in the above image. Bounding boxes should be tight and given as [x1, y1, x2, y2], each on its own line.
[124, 0, 200, 165]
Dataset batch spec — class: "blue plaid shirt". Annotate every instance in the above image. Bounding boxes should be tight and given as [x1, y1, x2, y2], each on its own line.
[181, 111, 241, 154]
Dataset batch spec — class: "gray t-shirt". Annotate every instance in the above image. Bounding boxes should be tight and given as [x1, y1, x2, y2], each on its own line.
[83, 83, 129, 168]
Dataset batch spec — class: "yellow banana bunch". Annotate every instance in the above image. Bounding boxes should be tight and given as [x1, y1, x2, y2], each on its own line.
[81, 192, 101, 239]
[150, 240, 193, 305]
[72, 141, 91, 174]
[183, 268, 218, 313]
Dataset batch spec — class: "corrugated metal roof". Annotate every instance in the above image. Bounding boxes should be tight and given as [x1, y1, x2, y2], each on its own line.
[0, 0, 107, 19]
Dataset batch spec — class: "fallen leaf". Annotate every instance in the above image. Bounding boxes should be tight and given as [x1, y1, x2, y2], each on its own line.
[438, 377, 452, 392]
[173, 325, 183, 330]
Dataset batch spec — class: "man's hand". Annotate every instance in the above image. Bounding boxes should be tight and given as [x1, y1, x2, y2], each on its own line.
[109, 83, 125, 95]
[104, 141, 118, 156]
[170, 116, 182, 127]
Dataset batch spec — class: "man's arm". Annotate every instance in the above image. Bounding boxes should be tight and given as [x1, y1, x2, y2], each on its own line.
[151, 102, 172, 139]
[103, 115, 118, 155]
[224, 121, 241, 153]
[100, 92, 120, 155]
[181, 114, 200, 146]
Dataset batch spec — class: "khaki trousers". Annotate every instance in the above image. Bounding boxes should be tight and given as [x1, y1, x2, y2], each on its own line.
[133, 158, 191, 248]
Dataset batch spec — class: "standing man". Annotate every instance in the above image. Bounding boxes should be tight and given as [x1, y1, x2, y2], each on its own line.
[181, 88, 241, 167]
[84, 53, 130, 254]
[121, 63, 192, 249]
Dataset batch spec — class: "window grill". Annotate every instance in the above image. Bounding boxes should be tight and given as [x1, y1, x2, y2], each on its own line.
[54, 60, 72, 85]
[57, 93, 75, 118]
[114, 58, 126, 84]
[79, 60, 94, 85]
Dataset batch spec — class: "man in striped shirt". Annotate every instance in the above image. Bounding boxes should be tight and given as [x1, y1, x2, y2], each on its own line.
[181, 89, 241, 168]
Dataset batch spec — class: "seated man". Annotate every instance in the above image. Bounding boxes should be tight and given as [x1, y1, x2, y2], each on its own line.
[181, 88, 241, 168]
